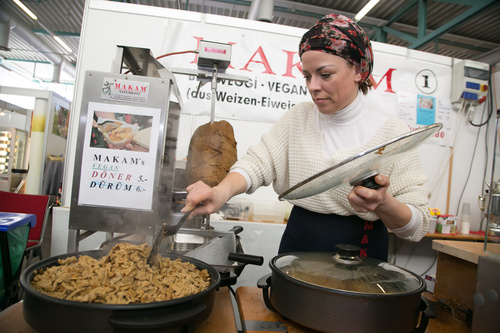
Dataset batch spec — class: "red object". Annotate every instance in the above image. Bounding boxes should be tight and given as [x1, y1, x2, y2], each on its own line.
[0, 191, 50, 261]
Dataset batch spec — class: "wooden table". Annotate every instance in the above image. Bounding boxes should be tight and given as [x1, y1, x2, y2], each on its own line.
[235, 286, 471, 333]
[432, 240, 500, 309]
[425, 231, 499, 242]
[235, 286, 316, 333]
[0, 287, 237, 333]
[388, 230, 498, 265]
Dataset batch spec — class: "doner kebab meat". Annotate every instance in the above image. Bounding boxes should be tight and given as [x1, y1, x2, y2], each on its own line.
[185, 120, 237, 187]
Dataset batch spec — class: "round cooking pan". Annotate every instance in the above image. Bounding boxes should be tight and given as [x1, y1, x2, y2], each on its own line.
[20, 249, 221, 333]
[258, 245, 437, 333]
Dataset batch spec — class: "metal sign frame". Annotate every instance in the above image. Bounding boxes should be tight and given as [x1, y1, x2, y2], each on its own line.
[68, 69, 181, 251]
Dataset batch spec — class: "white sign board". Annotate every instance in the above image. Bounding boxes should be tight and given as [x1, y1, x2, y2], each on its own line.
[78, 101, 160, 210]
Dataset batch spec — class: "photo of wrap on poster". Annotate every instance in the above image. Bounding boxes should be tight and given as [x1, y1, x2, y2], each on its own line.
[78, 101, 161, 210]
[157, 20, 454, 147]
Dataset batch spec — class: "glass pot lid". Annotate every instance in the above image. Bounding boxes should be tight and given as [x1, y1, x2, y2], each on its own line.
[273, 244, 423, 295]
[279, 123, 443, 201]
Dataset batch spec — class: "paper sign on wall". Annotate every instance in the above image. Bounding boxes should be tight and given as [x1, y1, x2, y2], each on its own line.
[397, 91, 454, 146]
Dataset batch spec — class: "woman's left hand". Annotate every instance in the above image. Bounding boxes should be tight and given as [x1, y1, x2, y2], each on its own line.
[347, 175, 389, 213]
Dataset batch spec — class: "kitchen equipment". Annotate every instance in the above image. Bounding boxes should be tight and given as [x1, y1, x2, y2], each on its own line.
[279, 123, 442, 200]
[0, 127, 29, 193]
[67, 46, 257, 278]
[483, 109, 500, 255]
[478, 181, 500, 213]
[479, 181, 500, 237]
[147, 208, 193, 266]
[258, 244, 437, 333]
[20, 249, 221, 333]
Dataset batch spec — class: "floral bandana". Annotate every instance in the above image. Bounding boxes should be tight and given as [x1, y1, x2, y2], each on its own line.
[299, 13, 374, 83]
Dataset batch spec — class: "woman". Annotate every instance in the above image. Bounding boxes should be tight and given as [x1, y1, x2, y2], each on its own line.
[183, 13, 430, 261]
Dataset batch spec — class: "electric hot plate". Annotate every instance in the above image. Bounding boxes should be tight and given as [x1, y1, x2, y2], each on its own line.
[278, 123, 443, 201]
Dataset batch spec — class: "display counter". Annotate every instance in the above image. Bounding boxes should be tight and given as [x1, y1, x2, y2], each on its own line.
[432, 239, 500, 331]
[0, 287, 237, 333]
[425, 231, 499, 242]
[0, 284, 475, 333]
[235, 287, 468, 333]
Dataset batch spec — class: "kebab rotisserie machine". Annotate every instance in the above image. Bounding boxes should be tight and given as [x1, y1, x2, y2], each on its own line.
[68, 44, 259, 282]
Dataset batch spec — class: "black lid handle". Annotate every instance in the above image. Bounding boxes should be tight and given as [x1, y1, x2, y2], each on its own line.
[333, 244, 362, 265]
[335, 244, 361, 258]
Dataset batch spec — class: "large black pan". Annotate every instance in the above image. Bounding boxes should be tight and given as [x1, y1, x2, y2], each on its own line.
[258, 245, 437, 333]
[20, 249, 221, 333]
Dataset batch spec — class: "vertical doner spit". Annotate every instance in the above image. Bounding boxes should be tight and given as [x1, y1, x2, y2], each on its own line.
[183, 41, 243, 230]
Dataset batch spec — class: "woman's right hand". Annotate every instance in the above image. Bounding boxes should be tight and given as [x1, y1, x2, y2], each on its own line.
[182, 181, 227, 216]
[182, 172, 249, 217]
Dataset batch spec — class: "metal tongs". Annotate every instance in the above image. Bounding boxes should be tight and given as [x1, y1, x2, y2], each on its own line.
[146, 208, 194, 267]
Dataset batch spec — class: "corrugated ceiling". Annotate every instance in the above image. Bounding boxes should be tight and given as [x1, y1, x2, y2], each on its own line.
[0, 0, 499, 85]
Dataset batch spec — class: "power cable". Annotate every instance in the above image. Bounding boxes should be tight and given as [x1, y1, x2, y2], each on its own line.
[455, 103, 488, 215]
[470, 65, 496, 128]
[419, 252, 437, 277]
[429, 100, 467, 205]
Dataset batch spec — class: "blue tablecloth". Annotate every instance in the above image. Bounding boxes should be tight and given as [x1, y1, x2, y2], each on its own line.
[0, 213, 36, 231]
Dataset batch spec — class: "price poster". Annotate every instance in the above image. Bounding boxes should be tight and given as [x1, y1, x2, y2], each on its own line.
[78, 101, 160, 210]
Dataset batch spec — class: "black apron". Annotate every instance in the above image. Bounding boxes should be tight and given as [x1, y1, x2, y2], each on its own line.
[278, 205, 389, 262]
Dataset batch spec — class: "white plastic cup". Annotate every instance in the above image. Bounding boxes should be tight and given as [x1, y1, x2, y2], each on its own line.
[460, 221, 470, 234]
[429, 218, 437, 233]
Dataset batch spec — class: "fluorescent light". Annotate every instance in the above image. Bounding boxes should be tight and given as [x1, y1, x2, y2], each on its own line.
[12, 0, 38, 20]
[355, 0, 380, 22]
[54, 36, 73, 53]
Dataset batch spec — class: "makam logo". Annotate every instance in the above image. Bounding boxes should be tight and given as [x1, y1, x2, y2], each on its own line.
[101, 80, 148, 95]
[114, 83, 148, 93]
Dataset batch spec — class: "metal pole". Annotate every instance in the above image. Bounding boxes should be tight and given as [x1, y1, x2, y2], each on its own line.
[210, 64, 218, 124]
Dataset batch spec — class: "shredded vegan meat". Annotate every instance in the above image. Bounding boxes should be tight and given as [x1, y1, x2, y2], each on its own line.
[30, 243, 211, 304]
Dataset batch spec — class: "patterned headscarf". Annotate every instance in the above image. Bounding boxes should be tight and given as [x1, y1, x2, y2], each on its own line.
[299, 13, 373, 83]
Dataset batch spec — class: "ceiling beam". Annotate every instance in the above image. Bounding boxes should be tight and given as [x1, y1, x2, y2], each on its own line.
[409, 0, 497, 49]
[417, 0, 427, 39]
[375, 0, 498, 50]
[386, 0, 419, 26]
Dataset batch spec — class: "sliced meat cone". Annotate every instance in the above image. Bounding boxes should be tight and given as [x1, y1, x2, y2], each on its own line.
[185, 120, 237, 187]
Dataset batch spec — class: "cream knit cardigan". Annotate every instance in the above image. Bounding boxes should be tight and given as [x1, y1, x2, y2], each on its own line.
[231, 102, 431, 242]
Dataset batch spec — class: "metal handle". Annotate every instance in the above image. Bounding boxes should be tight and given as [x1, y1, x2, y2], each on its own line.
[412, 296, 438, 333]
[478, 195, 485, 211]
[257, 274, 277, 313]
[147, 209, 193, 266]
[228, 252, 264, 266]
[349, 171, 381, 189]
